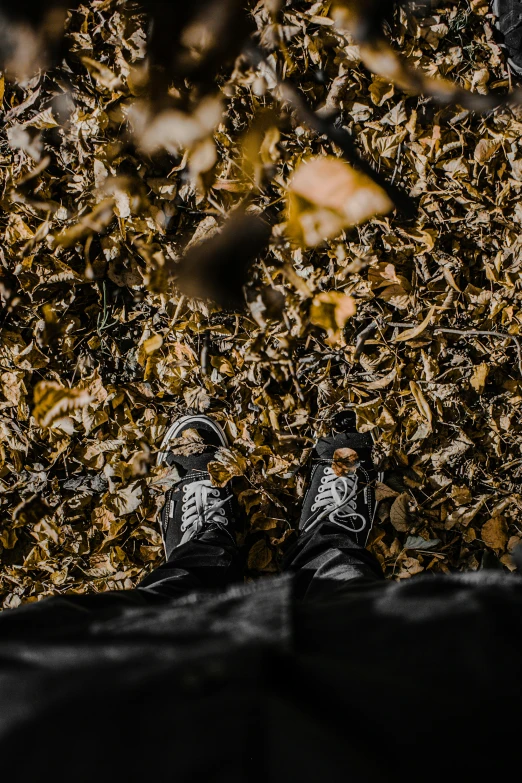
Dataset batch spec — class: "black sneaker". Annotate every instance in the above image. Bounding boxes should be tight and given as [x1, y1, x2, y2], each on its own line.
[299, 412, 382, 546]
[157, 414, 237, 558]
[493, 0, 522, 76]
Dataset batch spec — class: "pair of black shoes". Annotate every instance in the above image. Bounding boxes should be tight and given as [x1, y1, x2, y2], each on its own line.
[157, 413, 381, 560]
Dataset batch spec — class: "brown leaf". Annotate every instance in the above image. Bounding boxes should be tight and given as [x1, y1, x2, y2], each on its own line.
[390, 493, 410, 532]
[445, 496, 489, 530]
[375, 482, 399, 502]
[481, 516, 508, 552]
[108, 482, 143, 517]
[331, 447, 360, 477]
[409, 380, 432, 426]
[474, 139, 501, 164]
[207, 448, 247, 487]
[247, 539, 273, 570]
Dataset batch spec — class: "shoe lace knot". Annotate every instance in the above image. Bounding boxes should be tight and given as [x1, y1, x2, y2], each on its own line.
[180, 479, 231, 543]
[309, 466, 367, 533]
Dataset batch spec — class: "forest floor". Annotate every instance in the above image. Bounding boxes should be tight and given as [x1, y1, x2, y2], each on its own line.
[2, 0, 522, 607]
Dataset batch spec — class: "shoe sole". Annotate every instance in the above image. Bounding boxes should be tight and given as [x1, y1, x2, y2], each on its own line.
[157, 414, 229, 466]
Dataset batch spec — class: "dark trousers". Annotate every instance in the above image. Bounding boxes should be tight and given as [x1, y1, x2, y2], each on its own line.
[139, 521, 383, 600]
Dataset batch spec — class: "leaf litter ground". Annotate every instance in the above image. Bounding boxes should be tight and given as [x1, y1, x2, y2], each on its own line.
[1, 0, 522, 607]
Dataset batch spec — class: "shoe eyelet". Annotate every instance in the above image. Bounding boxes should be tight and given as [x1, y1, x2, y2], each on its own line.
[311, 503, 317, 512]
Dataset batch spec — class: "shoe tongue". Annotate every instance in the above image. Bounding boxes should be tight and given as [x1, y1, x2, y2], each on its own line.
[166, 449, 216, 475]
[316, 432, 373, 458]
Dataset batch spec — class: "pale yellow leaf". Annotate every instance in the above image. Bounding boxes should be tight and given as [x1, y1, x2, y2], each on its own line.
[287, 156, 393, 246]
[409, 380, 432, 425]
[33, 381, 92, 429]
[391, 306, 436, 343]
[310, 291, 356, 344]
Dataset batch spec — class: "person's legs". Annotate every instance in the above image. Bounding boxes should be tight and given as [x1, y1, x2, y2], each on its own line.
[138, 527, 242, 597]
[284, 413, 384, 600]
[283, 521, 383, 600]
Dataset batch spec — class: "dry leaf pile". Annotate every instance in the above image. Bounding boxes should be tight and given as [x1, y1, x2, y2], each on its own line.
[2, 0, 522, 607]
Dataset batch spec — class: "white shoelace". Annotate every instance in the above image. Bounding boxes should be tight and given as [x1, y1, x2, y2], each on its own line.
[307, 466, 367, 533]
[179, 479, 231, 544]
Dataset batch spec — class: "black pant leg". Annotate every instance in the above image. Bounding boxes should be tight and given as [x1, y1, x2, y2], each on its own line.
[138, 528, 242, 598]
[283, 521, 383, 600]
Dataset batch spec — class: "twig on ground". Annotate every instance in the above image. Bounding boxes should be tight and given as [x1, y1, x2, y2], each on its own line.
[354, 320, 378, 359]
[386, 322, 522, 377]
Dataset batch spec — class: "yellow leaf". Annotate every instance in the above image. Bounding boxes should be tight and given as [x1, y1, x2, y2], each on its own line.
[409, 380, 432, 426]
[287, 156, 393, 246]
[310, 291, 356, 344]
[470, 363, 489, 394]
[33, 381, 92, 429]
[143, 334, 163, 355]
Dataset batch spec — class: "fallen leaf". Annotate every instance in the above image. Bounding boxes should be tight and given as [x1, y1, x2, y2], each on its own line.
[310, 291, 356, 344]
[207, 448, 247, 487]
[287, 155, 393, 246]
[410, 380, 432, 426]
[247, 538, 273, 570]
[470, 362, 489, 393]
[375, 482, 399, 501]
[390, 492, 410, 532]
[33, 381, 92, 429]
[391, 306, 437, 343]
[331, 447, 360, 476]
[474, 138, 501, 164]
[481, 516, 508, 551]
[109, 482, 143, 517]
[404, 535, 441, 551]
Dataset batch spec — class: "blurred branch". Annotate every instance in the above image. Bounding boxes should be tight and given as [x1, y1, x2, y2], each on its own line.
[245, 45, 417, 220]
[336, 1, 522, 112]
